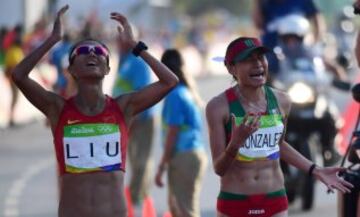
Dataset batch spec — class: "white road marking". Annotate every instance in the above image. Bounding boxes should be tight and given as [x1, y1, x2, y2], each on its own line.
[3, 158, 54, 217]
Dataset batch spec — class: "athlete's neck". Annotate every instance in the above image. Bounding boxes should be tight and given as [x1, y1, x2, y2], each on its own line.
[237, 85, 264, 102]
[74, 85, 106, 116]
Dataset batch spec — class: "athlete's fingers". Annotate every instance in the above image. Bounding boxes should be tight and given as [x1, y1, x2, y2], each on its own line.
[110, 13, 132, 32]
[250, 115, 261, 128]
[242, 114, 250, 126]
[230, 113, 237, 129]
[57, 4, 69, 17]
[337, 179, 353, 193]
[339, 178, 354, 189]
[335, 183, 351, 194]
[327, 185, 335, 194]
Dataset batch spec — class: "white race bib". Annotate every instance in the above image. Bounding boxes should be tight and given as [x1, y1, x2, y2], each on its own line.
[235, 114, 284, 161]
[63, 123, 122, 173]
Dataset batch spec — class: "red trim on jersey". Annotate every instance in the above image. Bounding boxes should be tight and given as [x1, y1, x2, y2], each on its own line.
[54, 96, 128, 175]
[225, 87, 237, 102]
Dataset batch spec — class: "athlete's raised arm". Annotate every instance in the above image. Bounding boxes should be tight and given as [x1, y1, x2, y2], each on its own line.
[12, 5, 69, 119]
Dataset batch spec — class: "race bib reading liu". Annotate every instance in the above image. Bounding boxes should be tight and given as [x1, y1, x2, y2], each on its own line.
[63, 123, 122, 173]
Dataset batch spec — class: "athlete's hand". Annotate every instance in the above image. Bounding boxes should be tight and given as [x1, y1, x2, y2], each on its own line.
[110, 12, 137, 49]
[229, 113, 260, 149]
[51, 5, 68, 42]
[313, 166, 354, 194]
[155, 163, 166, 187]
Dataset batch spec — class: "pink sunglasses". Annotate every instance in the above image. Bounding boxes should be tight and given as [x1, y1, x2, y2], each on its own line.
[70, 45, 109, 59]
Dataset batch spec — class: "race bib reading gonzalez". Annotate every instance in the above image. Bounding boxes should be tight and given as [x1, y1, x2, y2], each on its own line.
[63, 123, 122, 173]
[235, 115, 284, 162]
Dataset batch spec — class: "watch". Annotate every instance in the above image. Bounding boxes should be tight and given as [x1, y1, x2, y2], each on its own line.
[132, 41, 148, 57]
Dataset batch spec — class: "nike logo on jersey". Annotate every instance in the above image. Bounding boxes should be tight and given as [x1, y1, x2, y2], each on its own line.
[67, 119, 81, 125]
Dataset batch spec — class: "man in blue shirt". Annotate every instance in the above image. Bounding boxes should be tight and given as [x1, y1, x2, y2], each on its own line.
[252, 0, 325, 75]
[112, 35, 156, 210]
[50, 34, 72, 96]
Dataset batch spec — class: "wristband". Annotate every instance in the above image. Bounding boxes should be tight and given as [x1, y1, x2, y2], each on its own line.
[308, 163, 317, 176]
[132, 41, 148, 57]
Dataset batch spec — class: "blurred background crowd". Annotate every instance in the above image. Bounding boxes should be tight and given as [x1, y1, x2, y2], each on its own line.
[0, 0, 356, 128]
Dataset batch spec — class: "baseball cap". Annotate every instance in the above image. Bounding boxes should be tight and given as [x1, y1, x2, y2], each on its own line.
[224, 37, 270, 65]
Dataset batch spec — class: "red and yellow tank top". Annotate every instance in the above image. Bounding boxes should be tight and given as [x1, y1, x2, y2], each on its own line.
[54, 96, 128, 175]
[225, 86, 284, 162]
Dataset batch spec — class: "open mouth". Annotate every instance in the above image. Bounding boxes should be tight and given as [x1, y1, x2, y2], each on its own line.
[86, 60, 98, 67]
[249, 68, 265, 78]
[250, 72, 265, 78]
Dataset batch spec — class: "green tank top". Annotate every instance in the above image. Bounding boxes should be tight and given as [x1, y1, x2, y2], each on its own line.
[225, 86, 284, 162]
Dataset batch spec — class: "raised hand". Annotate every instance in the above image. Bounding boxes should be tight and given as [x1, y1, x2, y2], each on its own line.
[51, 5, 69, 42]
[314, 167, 354, 194]
[229, 113, 260, 149]
[110, 12, 136, 49]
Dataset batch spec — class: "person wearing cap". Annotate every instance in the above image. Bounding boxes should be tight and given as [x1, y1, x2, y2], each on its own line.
[205, 36, 353, 217]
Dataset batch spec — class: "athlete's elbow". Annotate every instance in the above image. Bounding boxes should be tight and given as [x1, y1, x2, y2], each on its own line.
[214, 165, 226, 177]
[161, 76, 179, 93]
[168, 74, 179, 88]
[11, 67, 22, 84]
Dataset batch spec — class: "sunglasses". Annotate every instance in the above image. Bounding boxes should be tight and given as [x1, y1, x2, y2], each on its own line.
[70, 45, 109, 59]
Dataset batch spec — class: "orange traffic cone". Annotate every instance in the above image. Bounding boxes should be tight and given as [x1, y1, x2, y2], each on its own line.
[125, 187, 134, 217]
[142, 196, 157, 217]
[162, 211, 172, 217]
[125, 186, 158, 217]
[337, 74, 360, 155]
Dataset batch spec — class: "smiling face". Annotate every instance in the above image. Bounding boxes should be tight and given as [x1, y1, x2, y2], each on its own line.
[227, 49, 268, 87]
[68, 40, 110, 81]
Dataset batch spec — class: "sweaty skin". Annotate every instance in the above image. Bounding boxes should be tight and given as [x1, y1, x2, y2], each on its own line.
[11, 5, 178, 217]
[206, 49, 353, 217]
[206, 82, 290, 195]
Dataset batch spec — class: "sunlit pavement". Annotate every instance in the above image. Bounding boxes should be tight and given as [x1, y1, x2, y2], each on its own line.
[0, 66, 355, 216]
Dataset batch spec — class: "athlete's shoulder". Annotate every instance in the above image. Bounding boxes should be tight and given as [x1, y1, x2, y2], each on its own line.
[268, 87, 291, 115]
[268, 86, 288, 98]
[206, 91, 228, 118]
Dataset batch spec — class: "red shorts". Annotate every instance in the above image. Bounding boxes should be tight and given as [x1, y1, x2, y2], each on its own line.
[217, 189, 288, 217]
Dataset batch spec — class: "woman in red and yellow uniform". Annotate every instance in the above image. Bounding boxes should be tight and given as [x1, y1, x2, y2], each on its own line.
[11, 5, 178, 217]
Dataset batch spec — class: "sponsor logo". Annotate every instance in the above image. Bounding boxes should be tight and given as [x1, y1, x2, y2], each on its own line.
[248, 209, 265, 215]
[70, 127, 94, 134]
[244, 39, 255, 47]
[67, 119, 81, 125]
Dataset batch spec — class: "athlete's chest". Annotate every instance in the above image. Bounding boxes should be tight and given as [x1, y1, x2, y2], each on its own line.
[58, 107, 126, 172]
